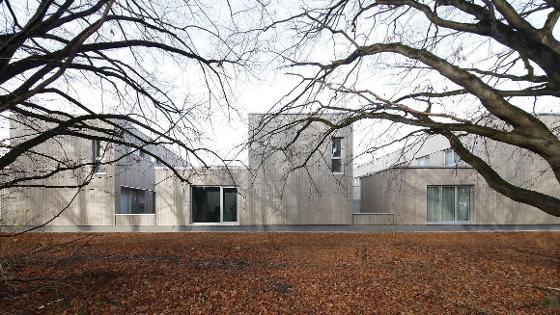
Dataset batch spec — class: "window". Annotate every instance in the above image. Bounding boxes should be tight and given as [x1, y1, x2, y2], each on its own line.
[444, 148, 461, 167]
[427, 186, 471, 222]
[331, 137, 342, 173]
[118, 187, 154, 214]
[223, 188, 237, 222]
[192, 186, 238, 223]
[416, 155, 430, 167]
[92, 139, 106, 173]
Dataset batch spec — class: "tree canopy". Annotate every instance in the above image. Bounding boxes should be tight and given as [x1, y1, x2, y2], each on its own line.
[0, 0, 254, 189]
[258, 0, 560, 216]
[1, 0, 559, 217]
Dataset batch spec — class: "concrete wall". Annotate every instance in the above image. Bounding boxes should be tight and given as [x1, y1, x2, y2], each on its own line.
[353, 213, 395, 225]
[154, 168, 187, 226]
[115, 214, 156, 226]
[247, 114, 353, 225]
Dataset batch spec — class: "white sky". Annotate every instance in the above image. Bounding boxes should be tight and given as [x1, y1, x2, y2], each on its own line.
[1, 1, 559, 168]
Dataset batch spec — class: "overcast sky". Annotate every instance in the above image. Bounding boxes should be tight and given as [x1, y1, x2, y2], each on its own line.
[2, 1, 558, 168]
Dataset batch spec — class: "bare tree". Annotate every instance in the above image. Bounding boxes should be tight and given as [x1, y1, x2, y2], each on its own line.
[256, 0, 560, 216]
[0, 0, 257, 187]
[0, 0, 260, 234]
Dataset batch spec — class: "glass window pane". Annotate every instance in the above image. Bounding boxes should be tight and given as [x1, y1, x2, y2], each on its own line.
[442, 187, 455, 221]
[132, 190, 146, 214]
[453, 151, 461, 164]
[223, 188, 237, 222]
[118, 187, 153, 214]
[152, 192, 156, 213]
[192, 187, 221, 223]
[427, 187, 440, 222]
[332, 159, 342, 173]
[417, 155, 429, 167]
[119, 188, 130, 214]
[445, 149, 461, 166]
[92, 140, 106, 173]
[457, 187, 470, 221]
[332, 138, 342, 157]
[445, 149, 453, 166]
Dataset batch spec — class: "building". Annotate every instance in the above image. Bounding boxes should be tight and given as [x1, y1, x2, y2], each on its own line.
[2, 113, 559, 231]
[1, 113, 355, 230]
[0, 117, 184, 227]
[356, 114, 560, 227]
[153, 113, 354, 227]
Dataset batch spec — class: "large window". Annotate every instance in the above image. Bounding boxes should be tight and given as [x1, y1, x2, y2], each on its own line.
[192, 186, 238, 223]
[427, 186, 471, 222]
[444, 148, 461, 167]
[118, 187, 154, 214]
[331, 137, 343, 173]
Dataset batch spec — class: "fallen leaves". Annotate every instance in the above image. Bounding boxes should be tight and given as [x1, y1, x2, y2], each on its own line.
[0, 232, 559, 314]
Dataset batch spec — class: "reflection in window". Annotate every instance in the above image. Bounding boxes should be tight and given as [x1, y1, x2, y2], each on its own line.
[442, 187, 455, 221]
[427, 187, 440, 222]
[427, 186, 471, 222]
[192, 186, 238, 223]
[444, 148, 461, 167]
[416, 155, 430, 167]
[92, 139, 106, 173]
[192, 187, 221, 223]
[223, 188, 237, 222]
[331, 137, 342, 173]
[118, 187, 154, 214]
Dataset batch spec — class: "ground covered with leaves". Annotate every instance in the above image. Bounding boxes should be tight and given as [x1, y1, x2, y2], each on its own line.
[0, 232, 559, 314]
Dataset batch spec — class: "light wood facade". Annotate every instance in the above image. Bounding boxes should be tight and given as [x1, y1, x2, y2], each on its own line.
[152, 114, 354, 226]
[359, 116, 560, 225]
[1, 117, 184, 227]
[5, 113, 556, 229]
[1, 114, 355, 227]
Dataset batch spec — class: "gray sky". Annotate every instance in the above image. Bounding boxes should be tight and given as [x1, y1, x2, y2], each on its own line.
[2, 1, 559, 168]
